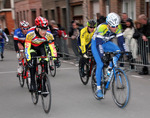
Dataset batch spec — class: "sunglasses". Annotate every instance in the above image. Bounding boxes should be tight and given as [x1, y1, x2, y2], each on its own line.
[110, 25, 118, 28]
[89, 27, 95, 29]
[23, 28, 29, 30]
[39, 28, 48, 32]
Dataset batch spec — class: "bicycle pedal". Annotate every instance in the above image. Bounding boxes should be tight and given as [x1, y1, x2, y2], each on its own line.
[41, 92, 49, 94]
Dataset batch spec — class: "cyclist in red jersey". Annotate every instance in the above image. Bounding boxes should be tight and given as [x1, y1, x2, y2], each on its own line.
[25, 16, 58, 92]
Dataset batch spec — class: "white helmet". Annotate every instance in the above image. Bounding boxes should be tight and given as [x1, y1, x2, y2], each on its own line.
[106, 12, 120, 27]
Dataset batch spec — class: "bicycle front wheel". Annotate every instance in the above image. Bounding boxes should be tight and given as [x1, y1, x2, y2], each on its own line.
[26, 68, 31, 91]
[17, 72, 24, 87]
[79, 59, 89, 85]
[41, 74, 51, 113]
[31, 74, 39, 105]
[112, 68, 130, 108]
[49, 57, 56, 77]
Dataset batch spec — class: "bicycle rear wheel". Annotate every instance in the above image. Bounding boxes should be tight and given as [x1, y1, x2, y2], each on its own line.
[112, 68, 130, 108]
[79, 59, 89, 85]
[49, 57, 56, 77]
[41, 74, 51, 113]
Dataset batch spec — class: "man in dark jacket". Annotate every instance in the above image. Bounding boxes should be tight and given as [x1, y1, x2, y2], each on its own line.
[138, 14, 150, 75]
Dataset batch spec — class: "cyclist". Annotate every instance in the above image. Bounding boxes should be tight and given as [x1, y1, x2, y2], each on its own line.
[91, 12, 128, 98]
[25, 16, 58, 92]
[77, 19, 96, 76]
[14, 20, 30, 73]
[0, 29, 9, 59]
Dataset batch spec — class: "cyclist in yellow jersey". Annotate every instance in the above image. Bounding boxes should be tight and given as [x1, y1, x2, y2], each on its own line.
[25, 16, 58, 92]
[77, 19, 96, 76]
[78, 19, 96, 57]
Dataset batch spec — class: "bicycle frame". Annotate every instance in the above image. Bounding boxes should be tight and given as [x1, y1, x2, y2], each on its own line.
[35, 57, 47, 91]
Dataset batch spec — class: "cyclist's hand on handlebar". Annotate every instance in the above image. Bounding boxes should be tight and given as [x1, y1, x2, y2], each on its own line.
[83, 54, 88, 59]
[27, 60, 33, 68]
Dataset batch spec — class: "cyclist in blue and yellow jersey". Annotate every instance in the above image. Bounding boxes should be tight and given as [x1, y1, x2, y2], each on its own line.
[25, 16, 58, 92]
[91, 12, 129, 98]
[78, 19, 96, 76]
[14, 20, 30, 73]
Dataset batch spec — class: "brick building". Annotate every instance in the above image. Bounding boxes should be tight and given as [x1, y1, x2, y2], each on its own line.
[0, 0, 15, 34]
[14, 0, 42, 28]
[12, 0, 150, 30]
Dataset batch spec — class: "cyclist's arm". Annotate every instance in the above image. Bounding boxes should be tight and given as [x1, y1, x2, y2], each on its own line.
[46, 33, 57, 59]
[117, 33, 128, 52]
[116, 25, 128, 52]
[3, 32, 9, 42]
[80, 29, 86, 54]
[25, 34, 32, 61]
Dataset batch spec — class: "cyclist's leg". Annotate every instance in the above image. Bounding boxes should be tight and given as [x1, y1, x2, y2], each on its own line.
[1, 39, 4, 58]
[29, 51, 37, 92]
[91, 39, 104, 97]
[103, 41, 121, 67]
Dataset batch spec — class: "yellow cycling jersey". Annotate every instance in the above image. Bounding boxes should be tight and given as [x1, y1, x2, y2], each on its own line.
[79, 27, 95, 54]
[25, 27, 57, 61]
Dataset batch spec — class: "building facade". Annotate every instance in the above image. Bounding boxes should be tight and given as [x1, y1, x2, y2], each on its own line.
[0, 0, 148, 32]
[14, 0, 42, 28]
[0, 0, 15, 34]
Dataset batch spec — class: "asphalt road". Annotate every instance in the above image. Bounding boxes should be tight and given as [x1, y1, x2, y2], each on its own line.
[0, 49, 150, 118]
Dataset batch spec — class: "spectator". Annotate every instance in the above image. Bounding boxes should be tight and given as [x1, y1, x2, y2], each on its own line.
[97, 15, 106, 25]
[123, 18, 138, 69]
[57, 25, 70, 60]
[69, 20, 80, 62]
[138, 14, 150, 75]
[49, 20, 61, 56]
[4, 27, 10, 35]
[121, 13, 128, 31]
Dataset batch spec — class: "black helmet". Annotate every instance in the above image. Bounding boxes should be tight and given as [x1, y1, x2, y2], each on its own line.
[87, 19, 97, 28]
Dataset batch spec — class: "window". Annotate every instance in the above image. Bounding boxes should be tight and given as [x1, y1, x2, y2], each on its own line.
[122, 0, 135, 20]
[51, 10, 55, 20]
[45, 10, 48, 20]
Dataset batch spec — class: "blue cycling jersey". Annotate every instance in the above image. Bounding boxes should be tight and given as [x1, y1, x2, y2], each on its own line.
[14, 28, 26, 43]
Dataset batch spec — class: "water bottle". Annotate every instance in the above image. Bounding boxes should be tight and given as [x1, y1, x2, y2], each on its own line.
[107, 67, 112, 76]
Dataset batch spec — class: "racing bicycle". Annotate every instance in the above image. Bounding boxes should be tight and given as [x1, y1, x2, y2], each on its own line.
[91, 51, 131, 108]
[79, 50, 96, 85]
[30, 56, 51, 113]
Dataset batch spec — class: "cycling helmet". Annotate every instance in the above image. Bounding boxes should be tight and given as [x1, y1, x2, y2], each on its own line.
[87, 19, 97, 28]
[35, 16, 48, 28]
[20, 20, 29, 28]
[106, 12, 120, 27]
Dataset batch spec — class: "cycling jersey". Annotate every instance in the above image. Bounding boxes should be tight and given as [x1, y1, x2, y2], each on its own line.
[14, 28, 26, 43]
[25, 26, 57, 61]
[78, 27, 95, 54]
[93, 23, 127, 57]
[14, 28, 26, 52]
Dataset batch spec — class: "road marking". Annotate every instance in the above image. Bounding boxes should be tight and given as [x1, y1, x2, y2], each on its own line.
[0, 67, 78, 74]
[131, 75, 143, 79]
[0, 71, 16, 74]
